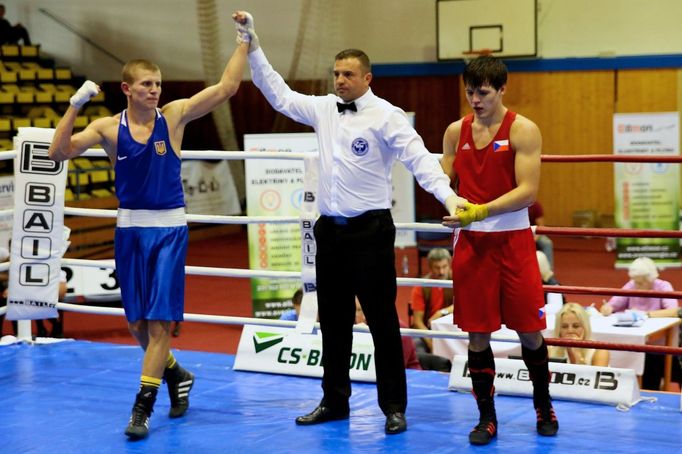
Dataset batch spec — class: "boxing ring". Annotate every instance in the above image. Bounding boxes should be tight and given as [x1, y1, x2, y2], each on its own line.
[1, 148, 681, 452]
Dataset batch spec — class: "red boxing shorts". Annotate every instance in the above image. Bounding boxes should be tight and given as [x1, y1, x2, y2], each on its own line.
[451, 228, 546, 333]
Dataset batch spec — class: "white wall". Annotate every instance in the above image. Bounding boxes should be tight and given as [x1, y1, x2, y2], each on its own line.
[3, 0, 682, 83]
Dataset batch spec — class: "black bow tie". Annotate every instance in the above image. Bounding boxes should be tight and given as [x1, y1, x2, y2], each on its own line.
[337, 102, 357, 113]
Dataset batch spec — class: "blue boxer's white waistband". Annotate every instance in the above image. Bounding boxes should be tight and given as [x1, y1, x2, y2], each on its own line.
[117, 207, 187, 228]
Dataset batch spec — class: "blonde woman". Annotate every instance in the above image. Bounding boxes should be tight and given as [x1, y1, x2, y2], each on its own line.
[549, 303, 609, 366]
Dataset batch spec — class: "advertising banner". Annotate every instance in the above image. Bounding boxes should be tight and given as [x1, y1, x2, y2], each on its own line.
[449, 356, 643, 408]
[7, 128, 66, 320]
[234, 324, 376, 382]
[613, 112, 680, 267]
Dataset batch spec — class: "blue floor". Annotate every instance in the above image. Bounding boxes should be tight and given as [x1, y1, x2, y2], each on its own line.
[1, 340, 680, 453]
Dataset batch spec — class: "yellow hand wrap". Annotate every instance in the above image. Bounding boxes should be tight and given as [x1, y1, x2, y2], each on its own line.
[456, 202, 489, 227]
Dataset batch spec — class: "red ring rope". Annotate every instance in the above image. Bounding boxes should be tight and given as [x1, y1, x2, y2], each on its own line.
[545, 337, 682, 355]
[543, 284, 682, 300]
[535, 226, 682, 238]
[542, 154, 682, 163]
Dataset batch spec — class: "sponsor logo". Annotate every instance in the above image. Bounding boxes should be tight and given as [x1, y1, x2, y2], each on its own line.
[461, 361, 620, 390]
[253, 331, 285, 353]
[350, 138, 369, 156]
[154, 140, 167, 156]
[117, 155, 128, 161]
[617, 124, 653, 133]
[461, 143, 471, 150]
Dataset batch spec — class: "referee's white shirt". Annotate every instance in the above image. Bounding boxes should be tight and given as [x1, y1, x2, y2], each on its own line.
[249, 48, 455, 218]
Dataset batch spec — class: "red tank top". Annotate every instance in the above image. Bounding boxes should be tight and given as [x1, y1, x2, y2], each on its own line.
[453, 110, 517, 204]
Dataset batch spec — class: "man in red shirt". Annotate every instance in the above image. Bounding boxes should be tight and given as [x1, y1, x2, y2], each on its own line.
[410, 248, 453, 352]
[441, 55, 558, 445]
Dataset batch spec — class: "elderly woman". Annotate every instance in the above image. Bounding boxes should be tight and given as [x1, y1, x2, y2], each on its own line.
[600, 257, 677, 316]
[549, 303, 609, 366]
[600, 257, 677, 389]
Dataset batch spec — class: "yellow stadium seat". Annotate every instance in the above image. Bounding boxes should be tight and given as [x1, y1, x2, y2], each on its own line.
[32, 117, 52, 128]
[91, 188, 112, 198]
[65, 188, 75, 202]
[72, 158, 94, 169]
[90, 169, 110, 184]
[1, 45, 19, 57]
[16, 86, 35, 103]
[0, 68, 17, 83]
[0, 117, 11, 132]
[20, 45, 39, 58]
[37, 67, 54, 80]
[35, 89, 53, 103]
[55, 68, 72, 80]
[0, 90, 14, 104]
[0, 138, 13, 151]
[12, 117, 31, 129]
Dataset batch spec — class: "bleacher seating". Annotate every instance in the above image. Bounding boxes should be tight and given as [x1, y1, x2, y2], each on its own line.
[0, 43, 115, 201]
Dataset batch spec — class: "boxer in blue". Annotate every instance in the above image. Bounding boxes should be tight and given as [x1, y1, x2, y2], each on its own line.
[49, 34, 248, 440]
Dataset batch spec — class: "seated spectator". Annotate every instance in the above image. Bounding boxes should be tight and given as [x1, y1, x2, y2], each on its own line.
[537, 250, 566, 305]
[0, 4, 31, 45]
[548, 303, 609, 366]
[279, 287, 303, 321]
[600, 257, 677, 389]
[528, 200, 554, 268]
[410, 248, 453, 353]
[355, 298, 421, 370]
[600, 257, 677, 316]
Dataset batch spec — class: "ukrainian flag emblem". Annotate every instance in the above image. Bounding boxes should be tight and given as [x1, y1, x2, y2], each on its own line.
[493, 140, 509, 152]
[154, 140, 167, 156]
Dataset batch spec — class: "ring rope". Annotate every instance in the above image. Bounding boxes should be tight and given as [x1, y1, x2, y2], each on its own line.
[541, 154, 682, 163]
[55, 257, 682, 298]
[536, 226, 682, 239]
[545, 337, 682, 355]
[3, 150, 682, 163]
[544, 284, 682, 300]
[43, 303, 682, 357]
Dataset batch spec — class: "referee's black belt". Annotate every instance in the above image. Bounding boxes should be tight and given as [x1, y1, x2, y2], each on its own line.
[322, 209, 390, 226]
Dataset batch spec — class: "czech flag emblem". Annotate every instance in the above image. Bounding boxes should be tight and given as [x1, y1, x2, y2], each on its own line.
[493, 139, 509, 152]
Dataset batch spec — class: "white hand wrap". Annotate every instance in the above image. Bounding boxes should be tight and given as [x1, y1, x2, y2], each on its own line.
[234, 12, 260, 53]
[70, 80, 99, 108]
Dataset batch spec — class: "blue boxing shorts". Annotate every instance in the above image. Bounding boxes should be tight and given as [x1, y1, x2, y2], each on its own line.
[114, 208, 188, 322]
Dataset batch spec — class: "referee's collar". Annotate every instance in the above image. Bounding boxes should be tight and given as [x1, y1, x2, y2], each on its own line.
[338, 88, 374, 111]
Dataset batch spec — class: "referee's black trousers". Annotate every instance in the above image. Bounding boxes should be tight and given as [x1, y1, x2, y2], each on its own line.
[314, 209, 407, 415]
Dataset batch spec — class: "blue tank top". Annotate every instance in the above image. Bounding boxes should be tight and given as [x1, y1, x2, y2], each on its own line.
[115, 109, 185, 209]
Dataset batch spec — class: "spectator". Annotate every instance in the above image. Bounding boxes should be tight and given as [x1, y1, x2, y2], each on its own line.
[0, 4, 31, 45]
[600, 257, 677, 316]
[600, 257, 677, 390]
[280, 287, 303, 321]
[410, 248, 453, 353]
[528, 201, 554, 268]
[548, 303, 609, 366]
[537, 250, 566, 305]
